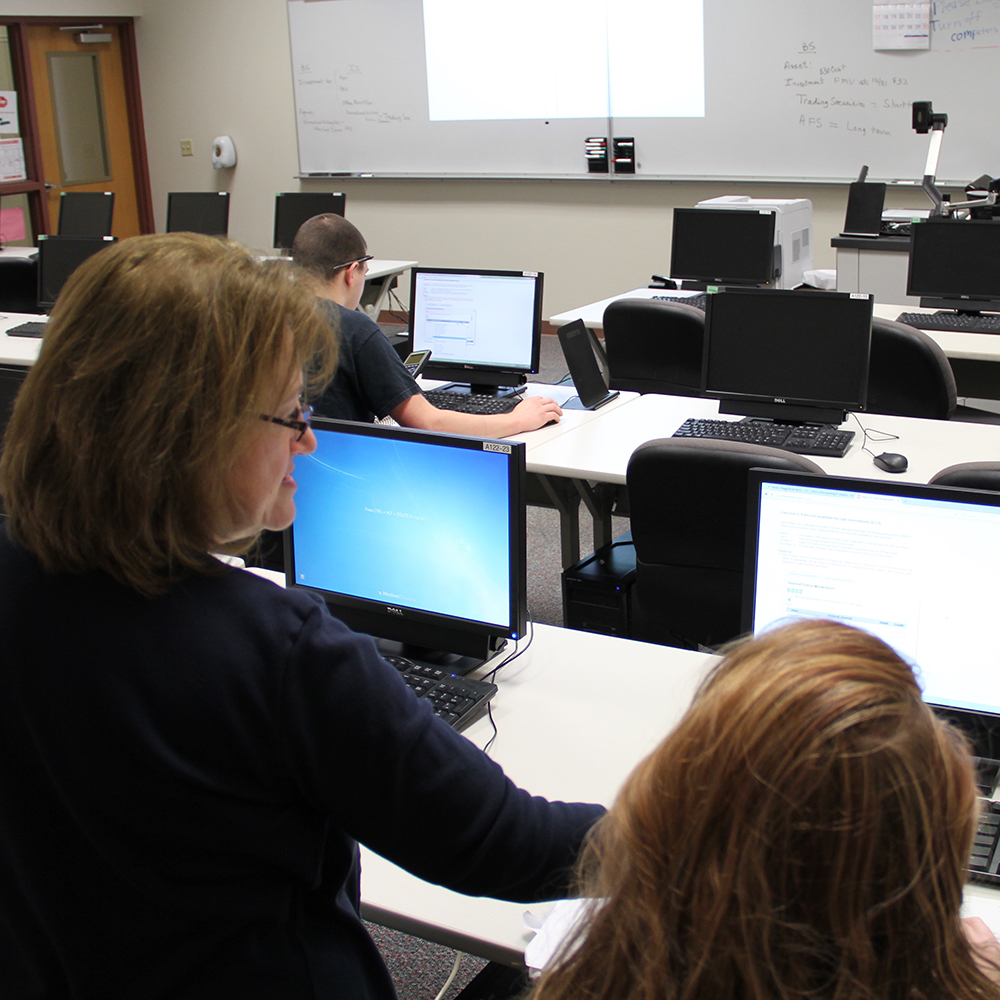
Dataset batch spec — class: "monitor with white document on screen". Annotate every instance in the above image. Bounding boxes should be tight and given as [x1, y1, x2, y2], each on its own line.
[743, 469, 1000, 721]
[407, 267, 543, 396]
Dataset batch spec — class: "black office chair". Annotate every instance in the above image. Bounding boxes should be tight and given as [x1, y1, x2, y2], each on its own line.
[602, 298, 704, 396]
[626, 438, 823, 650]
[0, 256, 40, 313]
[57, 191, 115, 237]
[865, 317, 956, 420]
[929, 462, 1000, 491]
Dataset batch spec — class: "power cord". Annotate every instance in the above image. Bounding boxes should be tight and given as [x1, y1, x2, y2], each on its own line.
[431, 952, 463, 1000]
[850, 411, 900, 459]
[481, 616, 535, 755]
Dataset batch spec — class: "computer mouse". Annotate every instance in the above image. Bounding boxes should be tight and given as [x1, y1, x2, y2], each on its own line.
[873, 452, 908, 474]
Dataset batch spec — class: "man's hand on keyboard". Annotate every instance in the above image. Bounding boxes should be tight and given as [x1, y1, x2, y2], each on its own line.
[511, 395, 563, 432]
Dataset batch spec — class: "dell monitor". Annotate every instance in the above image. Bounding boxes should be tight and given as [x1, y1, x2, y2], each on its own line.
[907, 218, 1000, 315]
[57, 191, 114, 237]
[702, 288, 872, 425]
[408, 267, 543, 395]
[744, 469, 1000, 736]
[670, 207, 778, 287]
[37, 235, 117, 311]
[273, 192, 346, 251]
[166, 192, 231, 236]
[286, 417, 528, 672]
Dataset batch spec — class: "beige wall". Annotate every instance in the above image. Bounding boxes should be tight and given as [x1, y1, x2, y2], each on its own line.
[6, 0, 949, 316]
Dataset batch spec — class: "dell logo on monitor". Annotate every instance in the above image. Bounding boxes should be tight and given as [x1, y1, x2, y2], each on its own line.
[773, 396, 787, 403]
[386, 606, 404, 616]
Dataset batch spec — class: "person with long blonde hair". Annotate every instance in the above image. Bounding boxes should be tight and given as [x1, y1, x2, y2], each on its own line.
[531, 620, 1000, 1000]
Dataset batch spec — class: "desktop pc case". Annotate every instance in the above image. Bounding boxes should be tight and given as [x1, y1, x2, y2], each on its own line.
[562, 531, 636, 638]
[696, 196, 813, 289]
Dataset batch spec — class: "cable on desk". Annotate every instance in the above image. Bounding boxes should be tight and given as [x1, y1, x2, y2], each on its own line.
[385, 286, 409, 325]
[431, 952, 462, 1000]
[850, 412, 901, 460]
[481, 616, 534, 756]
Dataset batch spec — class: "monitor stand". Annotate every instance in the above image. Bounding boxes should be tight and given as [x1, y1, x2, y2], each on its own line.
[720, 399, 848, 427]
[373, 636, 508, 677]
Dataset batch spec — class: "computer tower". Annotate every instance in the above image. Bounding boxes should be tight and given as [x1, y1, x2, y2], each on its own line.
[696, 195, 813, 289]
[561, 531, 636, 637]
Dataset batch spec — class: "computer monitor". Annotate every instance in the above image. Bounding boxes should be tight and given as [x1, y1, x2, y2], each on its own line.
[906, 218, 1000, 314]
[165, 192, 231, 236]
[744, 469, 1000, 725]
[37, 235, 117, 311]
[57, 191, 114, 237]
[286, 417, 528, 672]
[408, 267, 543, 394]
[272, 192, 346, 251]
[702, 288, 872, 425]
[670, 208, 778, 287]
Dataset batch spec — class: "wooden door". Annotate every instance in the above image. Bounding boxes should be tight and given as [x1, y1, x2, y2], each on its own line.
[25, 23, 142, 239]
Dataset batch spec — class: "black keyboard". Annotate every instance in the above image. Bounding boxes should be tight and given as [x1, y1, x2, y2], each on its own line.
[423, 389, 520, 415]
[969, 799, 1000, 886]
[652, 293, 708, 311]
[897, 311, 1000, 335]
[673, 417, 854, 458]
[6, 321, 47, 338]
[384, 654, 497, 731]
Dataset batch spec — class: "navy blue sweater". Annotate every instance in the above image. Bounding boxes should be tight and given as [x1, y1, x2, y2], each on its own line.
[0, 527, 602, 999]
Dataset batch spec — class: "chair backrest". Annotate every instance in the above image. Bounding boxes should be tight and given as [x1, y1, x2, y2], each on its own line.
[602, 298, 704, 396]
[626, 437, 823, 649]
[929, 461, 1000, 492]
[57, 191, 114, 237]
[0, 257, 40, 313]
[866, 317, 956, 420]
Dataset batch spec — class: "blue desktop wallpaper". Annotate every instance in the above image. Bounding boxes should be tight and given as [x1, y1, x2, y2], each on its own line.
[292, 429, 513, 628]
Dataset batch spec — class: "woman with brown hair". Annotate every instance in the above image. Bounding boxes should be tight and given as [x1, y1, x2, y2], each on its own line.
[531, 619, 1000, 1000]
[0, 234, 602, 1000]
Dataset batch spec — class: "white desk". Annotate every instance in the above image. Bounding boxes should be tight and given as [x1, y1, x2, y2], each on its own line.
[530, 392, 1000, 487]
[358, 621, 1000, 966]
[0, 312, 44, 366]
[360, 623, 716, 964]
[0, 246, 39, 259]
[525, 392, 1000, 549]
[359, 259, 416, 319]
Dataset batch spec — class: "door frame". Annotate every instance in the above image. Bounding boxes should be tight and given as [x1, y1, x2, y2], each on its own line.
[0, 16, 153, 238]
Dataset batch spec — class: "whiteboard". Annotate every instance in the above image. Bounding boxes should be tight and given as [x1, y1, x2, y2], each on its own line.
[287, 0, 1000, 184]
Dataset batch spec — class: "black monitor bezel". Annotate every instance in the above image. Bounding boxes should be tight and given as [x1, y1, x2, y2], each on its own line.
[906, 217, 1000, 312]
[742, 467, 1000, 721]
[407, 266, 544, 390]
[670, 207, 778, 286]
[57, 191, 114, 237]
[284, 417, 528, 662]
[36, 235, 117, 311]
[166, 191, 231, 236]
[701, 287, 872, 425]
[272, 192, 346, 251]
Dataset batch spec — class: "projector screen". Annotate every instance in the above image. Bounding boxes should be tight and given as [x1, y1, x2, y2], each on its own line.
[422, 0, 705, 121]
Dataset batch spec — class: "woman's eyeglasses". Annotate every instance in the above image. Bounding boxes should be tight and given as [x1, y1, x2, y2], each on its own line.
[259, 401, 313, 442]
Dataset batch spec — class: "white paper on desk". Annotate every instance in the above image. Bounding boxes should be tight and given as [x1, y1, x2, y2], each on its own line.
[523, 898, 589, 971]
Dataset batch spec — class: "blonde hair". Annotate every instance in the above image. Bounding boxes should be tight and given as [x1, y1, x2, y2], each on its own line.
[0, 233, 337, 595]
[532, 620, 992, 1000]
